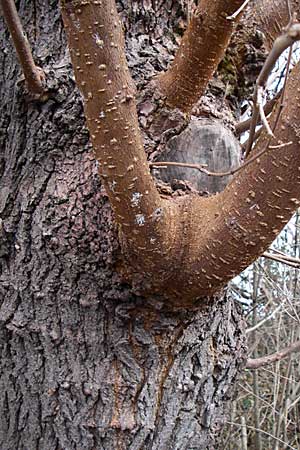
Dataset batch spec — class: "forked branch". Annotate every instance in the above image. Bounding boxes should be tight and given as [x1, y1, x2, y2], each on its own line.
[61, 0, 300, 301]
[235, 90, 282, 135]
[0, 0, 45, 95]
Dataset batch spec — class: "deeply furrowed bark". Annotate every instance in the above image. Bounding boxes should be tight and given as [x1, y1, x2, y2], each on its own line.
[157, 0, 246, 112]
[2, 1, 299, 448]
[61, 0, 300, 302]
[0, 4, 246, 449]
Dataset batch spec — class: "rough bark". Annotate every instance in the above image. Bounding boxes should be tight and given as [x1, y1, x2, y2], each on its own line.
[0, 1, 246, 449]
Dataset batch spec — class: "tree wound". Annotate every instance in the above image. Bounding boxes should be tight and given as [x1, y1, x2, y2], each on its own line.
[154, 118, 241, 194]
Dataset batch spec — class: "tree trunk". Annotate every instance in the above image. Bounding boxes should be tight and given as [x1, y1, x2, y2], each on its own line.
[0, 1, 246, 449]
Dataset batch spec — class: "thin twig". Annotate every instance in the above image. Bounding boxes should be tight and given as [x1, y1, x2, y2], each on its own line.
[246, 303, 284, 334]
[246, 341, 300, 369]
[1, 0, 45, 95]
[150, 139, 293, 178]
[245, 89, 260, 157]
[268, 142, 293, 149]
[150, 160, 235, 177]
[263, 251, 300, 268]
[241, 416, 248, 450]
[287, 0, 292, 22]
[257, 86, 274, 137]
[226, 421, 297, 450]
[150, 161, 208, 171]
[235, 90, 282, 135]
[245, 22, 300, 157]
[277, 43, 293, 118]
[227, 0, 250, 21]
[251, 264, 262, 450]
[242, 127, 263, 153]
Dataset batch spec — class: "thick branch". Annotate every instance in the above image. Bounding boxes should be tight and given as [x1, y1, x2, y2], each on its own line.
[60, 0, 178, 281]
[62, 1, 300, 302]
[157, 0, 246, 112]
[246, 341, 300, 369]
[165, 61, 300, 299]
[0, 0, 45, 95]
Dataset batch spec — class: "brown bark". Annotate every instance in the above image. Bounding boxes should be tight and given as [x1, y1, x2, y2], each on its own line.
[61, 0, 300, 302]
[253, 0, 300, 50]
[0, 0, 45, 95]
[157, 0, 246, 112]
[0, 2, 246, 449]
[2, 1, 300, 448]
[60, 0, 177, 289]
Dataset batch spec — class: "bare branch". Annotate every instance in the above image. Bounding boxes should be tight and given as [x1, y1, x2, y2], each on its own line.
[257, 87, 274, 138]
[245, 22, 300, 156]
[257, 23, 300, 87]
[287, 0, 292, 21]
[246, 341, 300, 369]
[226, 421, 297, 450]
[157, 0, 246, 112]
[151, 140, 293, 179]
[246, 304, 284, 335]
[0, 0, 45, 95]
[262, 251, 300, 268]
[235, 90, 282, 136]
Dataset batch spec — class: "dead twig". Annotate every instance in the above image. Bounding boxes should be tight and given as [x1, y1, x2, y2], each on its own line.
[263, 251, 300, 269]
[246, 341, 300, 369]
[150, 161, 236, 178]
[245, 20, 300, 157]
[235, 90, 282, 135]
[150, 139, 293, 178]
[257, 86, 274, 138]
[1, 0, 45, 95]
[226, 421, 297, 450]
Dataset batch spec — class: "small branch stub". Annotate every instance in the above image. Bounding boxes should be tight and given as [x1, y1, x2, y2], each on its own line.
[1, 0, 46, 96]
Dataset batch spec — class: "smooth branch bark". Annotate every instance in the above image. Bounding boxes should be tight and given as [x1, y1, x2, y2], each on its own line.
[61, 0, 300, 302]
[254, 0, 300, 49]
[157, 0, 246, 112]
